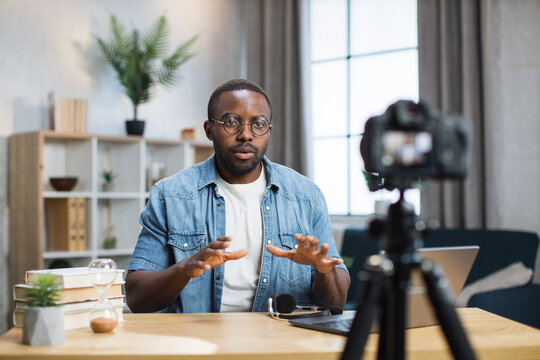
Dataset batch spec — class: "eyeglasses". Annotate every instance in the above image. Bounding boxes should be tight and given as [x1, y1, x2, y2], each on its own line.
[210, 113, 272, 136]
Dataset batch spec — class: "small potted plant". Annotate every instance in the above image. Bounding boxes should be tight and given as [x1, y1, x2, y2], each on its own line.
[101, 169, 117, 191]
[22, 274, 65, 346]
[95, 14, 198, 136]
[102, 224, 117, 250]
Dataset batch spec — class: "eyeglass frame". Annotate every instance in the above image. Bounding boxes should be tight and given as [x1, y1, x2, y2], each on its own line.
[209, 113, 272, 136]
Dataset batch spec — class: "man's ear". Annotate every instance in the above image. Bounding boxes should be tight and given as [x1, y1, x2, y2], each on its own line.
[204, 121, 214, 141]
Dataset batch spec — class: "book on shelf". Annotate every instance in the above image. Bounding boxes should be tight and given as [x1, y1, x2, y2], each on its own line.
[25, 267, 125, 288]
[13, 305, 124, 330]
[48, 92, 87, 134]
[13, 283, 124, 303]
[46, 198, 87, 251]
[15, 296, 125, 312]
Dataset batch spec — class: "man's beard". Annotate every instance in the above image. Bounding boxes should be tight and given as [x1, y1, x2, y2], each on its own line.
[214, 142, 267, 175]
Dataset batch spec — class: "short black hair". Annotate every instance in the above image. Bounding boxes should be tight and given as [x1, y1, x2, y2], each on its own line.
[207, 78, 272, 120]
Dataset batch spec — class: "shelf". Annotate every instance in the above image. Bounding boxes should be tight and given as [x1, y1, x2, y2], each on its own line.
[8, 131, 213, 287]
[97, 249, 134, 257]
[97, 192, 143, 199]
[43, 191, 93, 198]
[43, 251, 93, 259]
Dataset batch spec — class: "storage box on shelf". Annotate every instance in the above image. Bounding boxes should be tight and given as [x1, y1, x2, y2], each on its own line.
[9, 131, 213, 290]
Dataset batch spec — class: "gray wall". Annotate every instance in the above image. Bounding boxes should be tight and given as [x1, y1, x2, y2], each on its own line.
[0, 0, 245, 334]
[483, 0, 540, 282]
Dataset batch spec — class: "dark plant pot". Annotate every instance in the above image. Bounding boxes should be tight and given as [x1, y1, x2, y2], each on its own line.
[125, 119, 145, 136]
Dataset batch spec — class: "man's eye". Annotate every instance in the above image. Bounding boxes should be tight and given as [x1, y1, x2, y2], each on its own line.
[225, 116, 240, 127]
[253, 119, 266, 128]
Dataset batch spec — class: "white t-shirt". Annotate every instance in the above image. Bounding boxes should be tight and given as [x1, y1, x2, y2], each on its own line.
[216, 166, 267, 312]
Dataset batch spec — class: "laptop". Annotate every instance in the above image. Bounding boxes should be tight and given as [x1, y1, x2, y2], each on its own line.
[289, 246, 479, 335]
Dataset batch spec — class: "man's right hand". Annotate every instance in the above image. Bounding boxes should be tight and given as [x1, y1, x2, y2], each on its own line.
[182, 236, 248, 278]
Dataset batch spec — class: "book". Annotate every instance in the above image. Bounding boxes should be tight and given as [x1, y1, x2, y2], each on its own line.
[46, 198, 87, 252]
[75, 198, 87, 251]
[13, 305, 124, 330]
[15, 296, 126, 312]
[14, 283, 124, 303]
[25, 267, 125, 288]
[48, 92, 87, 134]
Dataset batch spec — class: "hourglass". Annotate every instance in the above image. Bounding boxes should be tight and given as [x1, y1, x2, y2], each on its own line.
[88, 258, 118, 333]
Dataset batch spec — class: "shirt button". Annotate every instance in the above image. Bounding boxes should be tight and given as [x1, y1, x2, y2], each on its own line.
[265, 206, 270, 211]
[216, 275, 221, 280]
[183, 243, 188, 248]
[262, 278, 267, 283]
[267, 240, 271, 244]
[217, 203, 221, 207]
[294, 244, 298, 249]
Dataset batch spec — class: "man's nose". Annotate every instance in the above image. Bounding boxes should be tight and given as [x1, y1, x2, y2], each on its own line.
[236, 122, 253, 141]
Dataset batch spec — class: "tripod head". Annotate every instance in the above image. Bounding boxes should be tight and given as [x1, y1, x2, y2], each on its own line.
[368, 188, 437, 257]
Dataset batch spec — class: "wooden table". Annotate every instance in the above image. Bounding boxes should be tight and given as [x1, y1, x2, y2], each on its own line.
[0, 308, 539, 359]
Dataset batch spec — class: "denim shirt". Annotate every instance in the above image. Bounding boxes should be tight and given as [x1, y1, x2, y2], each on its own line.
[128, 155, 347, 313]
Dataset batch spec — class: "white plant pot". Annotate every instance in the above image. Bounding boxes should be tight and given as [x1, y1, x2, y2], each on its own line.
[102, 182, 115, 192]
[22, 307, 65, 346]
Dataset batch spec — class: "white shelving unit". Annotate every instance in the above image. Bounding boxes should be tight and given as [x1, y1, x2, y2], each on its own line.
[9, 131, 214, 287]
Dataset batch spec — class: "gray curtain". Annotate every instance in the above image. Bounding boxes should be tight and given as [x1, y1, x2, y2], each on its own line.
[418, 0, 489, 228]
[244, 0, 307, 174]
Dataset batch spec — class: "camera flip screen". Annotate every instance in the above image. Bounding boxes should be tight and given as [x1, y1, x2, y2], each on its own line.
[381, 131, 432, 167]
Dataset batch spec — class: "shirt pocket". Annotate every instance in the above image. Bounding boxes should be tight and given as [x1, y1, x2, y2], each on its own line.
[278, 233, 312, 286]
[167, 233, 207, 283]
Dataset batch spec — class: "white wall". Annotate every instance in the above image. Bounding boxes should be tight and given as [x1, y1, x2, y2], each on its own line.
[0, 0, 245, 334]
[0, 0, 244, 138]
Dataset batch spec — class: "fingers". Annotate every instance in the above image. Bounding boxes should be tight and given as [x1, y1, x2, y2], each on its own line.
[294, 234, 318, 246]
[319, 243, 329, 256]
[195, 260, 211, 271]
[208, 236, 232, 249]
[266, 245, 294, 259]
[224, 248, 249, 261]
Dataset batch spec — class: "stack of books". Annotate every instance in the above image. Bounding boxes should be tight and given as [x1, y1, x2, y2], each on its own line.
[13, 267, 126, 330]
[48, 92, 87, 134]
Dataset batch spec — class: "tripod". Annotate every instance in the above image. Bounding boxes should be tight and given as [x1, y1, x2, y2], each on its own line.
[341, 189, 476, 360]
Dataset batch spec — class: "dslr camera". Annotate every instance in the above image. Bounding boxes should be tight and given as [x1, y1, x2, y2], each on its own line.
[360, 100, 470, 182]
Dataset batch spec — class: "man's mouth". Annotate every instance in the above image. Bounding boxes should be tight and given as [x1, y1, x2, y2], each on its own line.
[233, 146, 256, 160]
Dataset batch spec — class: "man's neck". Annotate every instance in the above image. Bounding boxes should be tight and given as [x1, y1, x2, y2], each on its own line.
[215, 161, 263, 184]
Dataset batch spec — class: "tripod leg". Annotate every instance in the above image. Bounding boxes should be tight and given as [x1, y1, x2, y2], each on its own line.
[421, 260, 477, 360]
[341, 258, 386, 360]
[377, 261, 409, 360]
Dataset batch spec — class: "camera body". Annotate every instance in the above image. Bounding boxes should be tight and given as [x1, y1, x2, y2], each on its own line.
[361, 100, 469, 181]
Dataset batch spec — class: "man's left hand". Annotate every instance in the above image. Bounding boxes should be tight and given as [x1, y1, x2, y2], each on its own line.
[266, 234, 343, 274]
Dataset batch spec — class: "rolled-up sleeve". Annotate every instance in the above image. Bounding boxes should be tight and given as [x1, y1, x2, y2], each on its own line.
[128, 184, 172, 272]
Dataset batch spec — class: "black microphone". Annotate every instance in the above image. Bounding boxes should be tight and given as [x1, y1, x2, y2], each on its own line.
[272, 293, 297, 313]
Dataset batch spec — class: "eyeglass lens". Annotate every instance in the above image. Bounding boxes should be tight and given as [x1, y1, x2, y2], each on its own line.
[221, 114, 270, 136]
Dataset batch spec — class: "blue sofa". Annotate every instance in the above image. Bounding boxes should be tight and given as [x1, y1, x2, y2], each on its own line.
[340, 228, 540, 329]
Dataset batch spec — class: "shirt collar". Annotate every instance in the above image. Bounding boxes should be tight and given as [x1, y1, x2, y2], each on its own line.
[197, 154, 281, 191]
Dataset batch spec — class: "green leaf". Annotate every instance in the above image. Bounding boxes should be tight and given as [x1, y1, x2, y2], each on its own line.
[23, 274, 61, 307]
[342, 256, 355, 270]
[94, 14, 198, 119]
[157, 34, 198, 86]
[143, 15, 169, 59]
[362, 170, 385, 192]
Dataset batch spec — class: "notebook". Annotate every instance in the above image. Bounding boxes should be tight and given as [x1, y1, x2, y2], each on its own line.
[289, 245, 479, 335]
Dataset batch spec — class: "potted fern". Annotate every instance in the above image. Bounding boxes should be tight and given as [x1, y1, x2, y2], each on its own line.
[95, 15, 197, 136]
[22, 274, 65, 346]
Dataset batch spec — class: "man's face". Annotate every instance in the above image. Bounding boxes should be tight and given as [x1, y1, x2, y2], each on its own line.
[205, 89, 272, 183]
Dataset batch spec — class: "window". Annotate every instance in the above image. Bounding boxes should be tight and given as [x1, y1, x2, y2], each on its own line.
[309, 0, 420, 215]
